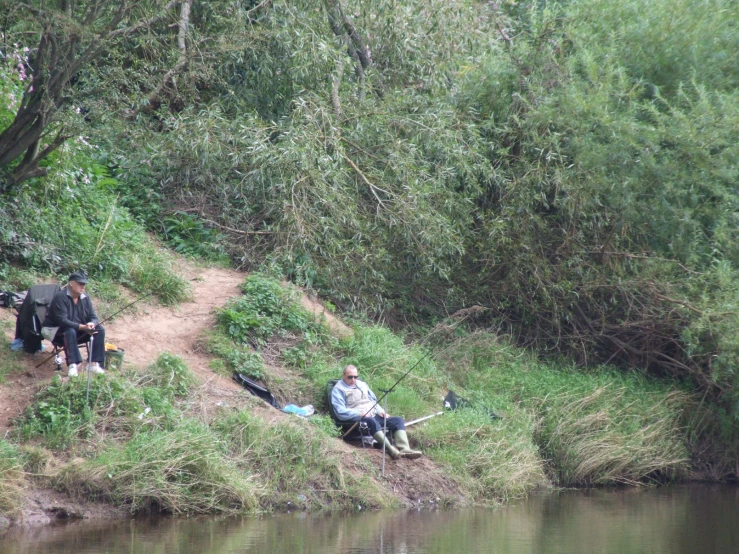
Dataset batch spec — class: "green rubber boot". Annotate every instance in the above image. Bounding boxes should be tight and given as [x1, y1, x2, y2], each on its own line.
[373, 431, 401, 460]
[393, 430, 423, 459]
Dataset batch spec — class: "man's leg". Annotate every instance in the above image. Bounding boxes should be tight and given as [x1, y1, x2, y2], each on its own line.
[90, 326, 106, 363]
[376, 415, 405, 433]
[375, 415, 422, 459]
[363, 416, 401, 459]
[60, 328, 83, 365]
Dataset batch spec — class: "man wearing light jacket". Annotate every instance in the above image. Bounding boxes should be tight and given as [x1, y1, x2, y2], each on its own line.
[331, 364, 422, 459]
[43, 271, 106, 378]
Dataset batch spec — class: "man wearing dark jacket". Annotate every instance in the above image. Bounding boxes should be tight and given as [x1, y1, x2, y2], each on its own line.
[43, 271, 106, 378]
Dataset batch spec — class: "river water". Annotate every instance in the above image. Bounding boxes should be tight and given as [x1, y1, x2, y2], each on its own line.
[2, 485, 737, 554]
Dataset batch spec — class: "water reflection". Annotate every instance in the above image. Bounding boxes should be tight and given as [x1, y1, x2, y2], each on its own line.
[2, 485, 737, 554]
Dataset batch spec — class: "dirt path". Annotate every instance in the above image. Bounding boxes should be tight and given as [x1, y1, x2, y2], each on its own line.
[107, 265, 243, 382]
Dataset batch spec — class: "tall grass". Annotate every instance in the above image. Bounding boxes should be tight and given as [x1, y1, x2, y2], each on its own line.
[55, 419, 260, 515]
[0, 440, 26, 516]
[414, 407, 548, 502]
[437, 331, 692, 486]
[213, 410, 393, 510]
[535, 387, 689, 485]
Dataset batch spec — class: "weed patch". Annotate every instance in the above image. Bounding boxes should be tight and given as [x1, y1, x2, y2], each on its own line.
[16, 353, 194, 450]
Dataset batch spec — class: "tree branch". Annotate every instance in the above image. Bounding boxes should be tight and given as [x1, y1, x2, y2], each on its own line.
[143, 0, 192, 111]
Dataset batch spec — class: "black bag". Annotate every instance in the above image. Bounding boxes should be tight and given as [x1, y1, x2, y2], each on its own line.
[14, 284, 61, 353]
[232, 372, 281, 409]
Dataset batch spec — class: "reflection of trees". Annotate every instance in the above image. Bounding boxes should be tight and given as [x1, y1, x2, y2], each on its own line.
[2, 488, 737, 553]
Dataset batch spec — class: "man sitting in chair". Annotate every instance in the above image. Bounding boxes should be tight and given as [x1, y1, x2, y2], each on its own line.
[42, 271, 106, 378]
[330, 364, 422, 460]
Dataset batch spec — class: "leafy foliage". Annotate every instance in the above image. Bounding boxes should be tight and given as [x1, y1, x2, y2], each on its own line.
[218, 274, 327, 346]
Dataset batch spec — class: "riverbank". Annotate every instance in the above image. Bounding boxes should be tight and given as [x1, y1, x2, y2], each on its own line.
[1, 267, 737, 528]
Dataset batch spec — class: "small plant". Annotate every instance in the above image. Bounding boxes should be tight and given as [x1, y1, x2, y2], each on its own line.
[142, 353, 195, 399]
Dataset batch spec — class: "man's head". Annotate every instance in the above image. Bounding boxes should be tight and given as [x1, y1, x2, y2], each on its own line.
[67, 271, 88, 299]
[342, 364, 359, 386]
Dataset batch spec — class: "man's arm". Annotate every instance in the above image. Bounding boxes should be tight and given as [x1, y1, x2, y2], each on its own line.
[85, 297, 100, 325]
[330, 385, 360, 421]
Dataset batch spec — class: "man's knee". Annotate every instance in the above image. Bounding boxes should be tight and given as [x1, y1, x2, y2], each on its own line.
[361, 417, 382, 435]
[387, 416, 405, 432]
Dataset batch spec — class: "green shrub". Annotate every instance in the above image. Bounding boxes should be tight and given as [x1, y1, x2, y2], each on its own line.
[162, 211, 229, 263]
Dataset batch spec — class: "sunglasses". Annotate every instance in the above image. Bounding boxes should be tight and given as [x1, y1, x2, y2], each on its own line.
[346, 375, 358, 380]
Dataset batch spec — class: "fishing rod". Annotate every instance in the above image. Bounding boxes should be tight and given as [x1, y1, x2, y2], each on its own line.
[95, 289, 158, 327]
[405, 411, 444, 427]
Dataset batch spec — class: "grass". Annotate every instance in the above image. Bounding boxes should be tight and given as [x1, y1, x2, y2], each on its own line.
[0, 440, 26, 516]
[213, 410, 393, 510]
[0, 332, 24, 384]
[55, 419, 260, 515]
[437, 331, 693, 486]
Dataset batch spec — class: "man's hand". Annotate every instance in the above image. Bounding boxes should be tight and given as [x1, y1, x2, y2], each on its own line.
[80, 322, 96, 332]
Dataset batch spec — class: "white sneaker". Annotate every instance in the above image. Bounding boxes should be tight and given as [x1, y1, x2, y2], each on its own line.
[68, 364, 78, 378]
[88, 362, 105, 375]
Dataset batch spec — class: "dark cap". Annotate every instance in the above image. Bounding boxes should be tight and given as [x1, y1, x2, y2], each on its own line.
[68, 271, 88, 284]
